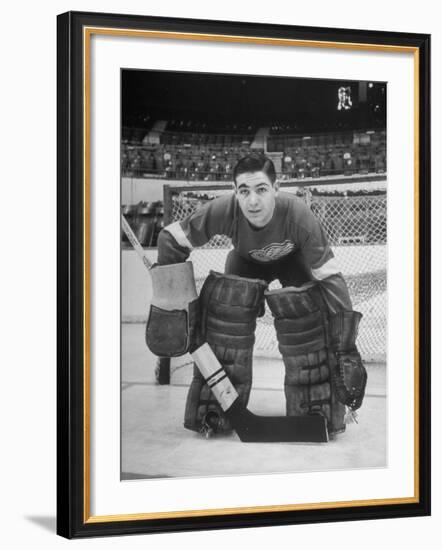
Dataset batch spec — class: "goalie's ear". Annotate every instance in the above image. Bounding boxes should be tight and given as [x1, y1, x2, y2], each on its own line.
[273, 180, 280, 193]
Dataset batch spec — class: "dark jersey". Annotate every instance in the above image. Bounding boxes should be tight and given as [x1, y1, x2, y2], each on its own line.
[157, 191, 352, 311]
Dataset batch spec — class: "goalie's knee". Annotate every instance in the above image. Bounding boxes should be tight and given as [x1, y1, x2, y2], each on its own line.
[199, 271, 267, 347]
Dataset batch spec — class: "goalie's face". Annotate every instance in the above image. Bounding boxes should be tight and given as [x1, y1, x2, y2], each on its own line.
[235, 171, 278, 228]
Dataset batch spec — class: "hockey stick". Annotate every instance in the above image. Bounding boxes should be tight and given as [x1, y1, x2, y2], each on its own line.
[121, 214, 328, 443]
[122, 215, 153, 270]
[192, 344, 328, 443]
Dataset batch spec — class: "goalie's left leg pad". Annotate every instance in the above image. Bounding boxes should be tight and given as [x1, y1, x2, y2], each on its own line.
[265, 287, 346, 435]
[184, 271, 267, 434]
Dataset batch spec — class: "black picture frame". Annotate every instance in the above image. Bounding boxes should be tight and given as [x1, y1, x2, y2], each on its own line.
[57, 10, 431, 539]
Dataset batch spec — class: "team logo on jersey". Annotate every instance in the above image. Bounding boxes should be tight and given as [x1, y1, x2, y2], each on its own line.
[249, 240, 295, 262]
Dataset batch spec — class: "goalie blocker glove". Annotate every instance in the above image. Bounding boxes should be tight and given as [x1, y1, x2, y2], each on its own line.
[145, 262, 200, 357]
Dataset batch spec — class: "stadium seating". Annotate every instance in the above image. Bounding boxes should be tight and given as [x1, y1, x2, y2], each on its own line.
[121, 201, 164, 247]
[121, 123, 386, 181]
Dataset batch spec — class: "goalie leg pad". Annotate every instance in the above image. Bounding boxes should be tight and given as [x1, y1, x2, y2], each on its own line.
[184, 271, 267, 434]
[145, 262, 200, 357]
[266, 286, 346, 436]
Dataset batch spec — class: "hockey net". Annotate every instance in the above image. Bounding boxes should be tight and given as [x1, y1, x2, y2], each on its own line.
[163, 181, 387, 362]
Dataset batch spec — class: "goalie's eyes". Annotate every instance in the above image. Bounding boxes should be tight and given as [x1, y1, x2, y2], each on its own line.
[238, 186, 268, 197]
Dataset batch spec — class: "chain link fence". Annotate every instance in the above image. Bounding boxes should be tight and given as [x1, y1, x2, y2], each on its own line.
[165, 183, 387, 362]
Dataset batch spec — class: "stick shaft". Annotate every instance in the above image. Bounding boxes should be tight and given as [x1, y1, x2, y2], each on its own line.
[192, 344, 239, 411]
[121, 215, 153, 270]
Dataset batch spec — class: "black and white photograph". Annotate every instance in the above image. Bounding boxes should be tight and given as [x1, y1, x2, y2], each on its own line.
[120, 69, 387, 480]
[0, 0, 436, 544]
[52, 7, 430, 540]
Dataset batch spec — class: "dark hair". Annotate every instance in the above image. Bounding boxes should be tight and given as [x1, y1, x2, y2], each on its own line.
[233, 153, 277, 186]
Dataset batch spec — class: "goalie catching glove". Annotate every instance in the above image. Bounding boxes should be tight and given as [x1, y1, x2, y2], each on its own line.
[329, 311, 367, 411]
[145, 262, 200, 357]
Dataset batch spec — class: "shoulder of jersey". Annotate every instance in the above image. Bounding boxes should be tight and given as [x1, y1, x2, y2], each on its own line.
[277, 191, 309, 211]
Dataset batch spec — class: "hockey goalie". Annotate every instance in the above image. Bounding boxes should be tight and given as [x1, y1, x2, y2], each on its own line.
[136, 153, 367, 442]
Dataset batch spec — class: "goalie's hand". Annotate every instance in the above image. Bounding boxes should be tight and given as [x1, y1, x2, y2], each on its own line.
[145, 262, 200, 357]
[146, 300, 200, 357]
[329, 310, 367, 410]
[333, 350, 367, 410]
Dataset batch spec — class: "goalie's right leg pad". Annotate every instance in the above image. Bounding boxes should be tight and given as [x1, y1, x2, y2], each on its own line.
[266, 286, 346, 436]
[184, 271, 267, 434]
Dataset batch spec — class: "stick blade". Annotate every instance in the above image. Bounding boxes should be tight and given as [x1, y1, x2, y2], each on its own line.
[227, 403, 329, 443]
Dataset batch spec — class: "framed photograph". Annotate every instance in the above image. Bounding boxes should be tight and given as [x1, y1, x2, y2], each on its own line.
[57, 11, 430, 538]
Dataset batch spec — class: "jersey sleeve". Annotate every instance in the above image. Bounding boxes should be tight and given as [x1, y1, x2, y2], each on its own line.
[157, 194, 234, 265]
[297, 204, 353, 312]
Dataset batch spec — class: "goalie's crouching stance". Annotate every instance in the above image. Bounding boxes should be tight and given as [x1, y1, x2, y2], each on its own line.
[145, 261, 267, 436]
[144, 153, 368, 441]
